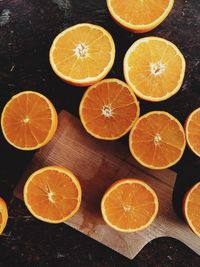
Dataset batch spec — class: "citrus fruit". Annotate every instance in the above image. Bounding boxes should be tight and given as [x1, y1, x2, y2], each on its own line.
[24, 166, 82, 223]
[185, 107, 200, 157]
[1, 91, 58, 150]
[183, 182, 200, 236]
[101, 179, 159, 232]
[124, 37, 186, 102]
[106, 0, 174, 33]
[79, 78, 140, 140]
[129, 111, 186, 169]
[49, 23, 115, 87]
[0, 197, 8, 234]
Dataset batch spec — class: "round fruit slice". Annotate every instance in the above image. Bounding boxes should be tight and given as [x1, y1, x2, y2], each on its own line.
[124, 37, 186, 102]
[185, 108, 200, 157]
[183, 182, 200, 237]
[49, 23, 115, 87]
[129, 111, 186, 170]
[79, 78, 140, 140]
[101, 179, 159, 232]
[0, 197, 8, 234]
[24, 166, 82, 223]
[1, 91, 58, 150]
[107, 0, 174, 33]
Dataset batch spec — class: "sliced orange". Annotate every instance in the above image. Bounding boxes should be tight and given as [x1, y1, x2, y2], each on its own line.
[1, 91, 58, 150]
[185, 108, 200, 157]
[24, 166, 82, 223]
[0, 197, 8, 234]
[129, 111, 186, 170]
[101, 179, 159, 232]
[183, 182, 200, 237]
[79, 78, 140, 140]
[106, 0, 174, 33]
[124, 37, 186, 102]
[49, 23, 115, 87]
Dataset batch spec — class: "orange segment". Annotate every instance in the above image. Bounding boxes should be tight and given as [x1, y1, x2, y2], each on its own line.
[79, 78, 140, 140]
[24, 166, 82, 223]
[185, 108, 200, 157]
[1, 91, 58, 150]
[107, 0, 174, 33]
[183, 182, 200, 237]
[0, 197, 8, 234]
[124, 37, 186, 102]
[129, 111, 186, 169]
[49, 23, 115, 86]
[101, 179, 159, 232]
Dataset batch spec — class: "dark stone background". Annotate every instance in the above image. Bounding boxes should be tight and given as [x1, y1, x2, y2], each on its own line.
[0, 0, 199, 266]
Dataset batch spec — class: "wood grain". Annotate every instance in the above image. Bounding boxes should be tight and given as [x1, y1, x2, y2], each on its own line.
[14, 111, 200, 259]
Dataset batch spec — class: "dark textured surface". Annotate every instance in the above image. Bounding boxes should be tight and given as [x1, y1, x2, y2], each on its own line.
[0, 0, 200, 266]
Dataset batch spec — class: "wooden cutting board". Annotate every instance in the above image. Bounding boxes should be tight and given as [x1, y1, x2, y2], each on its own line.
[14, 110, 200, 259]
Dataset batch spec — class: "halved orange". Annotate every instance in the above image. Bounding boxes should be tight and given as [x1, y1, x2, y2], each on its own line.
[24, 166, 82, 223]
[0, 197, 8, 234]
[101, 179, 159, 232]
[106, 0, 174, 33]
[49, 23, 115, 87]
[79, 78, 140, 140]
[124, 37, 186, 102]
[185, 108, 200, 157]
[129, 111, 186, 169]
[1, 91, 58, 150]
[183, 182, 200, 237]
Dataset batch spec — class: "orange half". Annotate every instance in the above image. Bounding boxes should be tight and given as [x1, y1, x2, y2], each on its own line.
[1, 91, 58, 150]
[129, 111, 186, 169]
[0, 197, 8, 234]
[185, 108, 200, 157]
[107, 0, 174, 33]
[24, 166, 82, 223]
[124, 37, 186, 102]
[101, 179, 159, 232]
[79, 78, 140, 140]
[183, 182, 200, 237]
[49, 23, 115, 86]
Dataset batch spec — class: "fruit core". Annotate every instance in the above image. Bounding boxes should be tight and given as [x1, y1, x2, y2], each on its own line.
[123, 204, 135, 212]
[150, 62, 166, 76]
[47, 191, 55, 203]
[154, 133, 161, 145]
[75, 43, 88, 58]
[23, 116, 30, 124]
[101, 105, 113, 118]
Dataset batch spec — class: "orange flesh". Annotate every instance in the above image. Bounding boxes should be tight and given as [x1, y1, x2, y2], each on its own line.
[2, 92, 57, 149]
[126, 39, 184, 99]
[51, 25, 114, 81]
[109, 0, 171, 25]
[80, 79, 139, 139]
[186, 109, 200, 156]
[25, 169, 80, 222]
[102, 180, 158, 231]
[0, 198, 8, 234]
[185, 183, 200, 235]
[130, 112, 185, 169]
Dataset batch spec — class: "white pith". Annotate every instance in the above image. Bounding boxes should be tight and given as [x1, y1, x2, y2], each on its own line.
[74, 43, 88, 58]
[150, 62, 166, 76]
[23, 115, 30, 124]
[154, 133, 161, 145]
[48, 191, 55, 203]
[101, 105, 113, 118]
